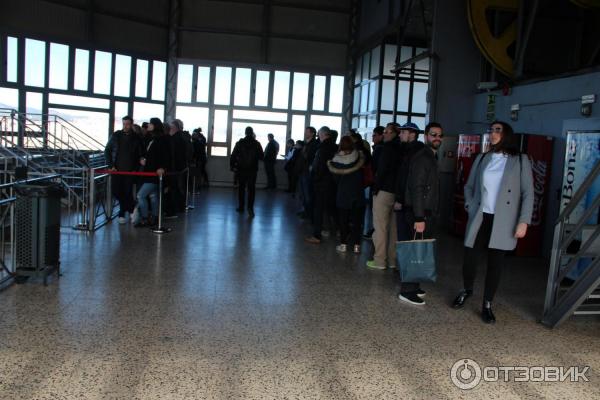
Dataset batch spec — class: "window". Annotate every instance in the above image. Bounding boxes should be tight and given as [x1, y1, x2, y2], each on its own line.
[94, 51, 112, 95]
[410, 116, 426, 132]
[214, 67, 232, 105]
[152, 61, 166, 101]
[361, 52, 370, 82]
[133, 102, 164, 123]
[231, 122, 286, 157]
[255, 70, 270, 106]
[291, 72, 309, 111]
[114, 55, 132, 97]
[6, 37, 18, 82]
[135, 60, 149, 97]
[313, 75, 326, 111]
[411, 82, 428, 114]
[177, 64, 193, 103]
[234, 68, 251, 106]
[49, 107, 110, 145]
[368, 81, 378, 112]
[272, 71, 290, 109]
[0, 88, 19, 109]
[352, 86, 360, 114]
[291, 114, 306, 142]
[360, 83, 369, 113]
[196, 67, 210, 103]
[370, 46, 381, 79]
[213, 109, 229, 142]
[211, 146, 228, 157]
[381, 79, 395, 111]
[114, 101, 129, 131]
[310, 115, 342, 136]
[176, 106, 209, 132]
[329, 75, 344, 113]
[49, 93, 109, 109]
[74, 49, 90, 91]
[25, 39, 46, 87]
[26, 92, 43, 114]
[232, 110, 287, 122]
[354, 57, 362, 85]
[49, 43, 69, 90]
[397, 80, 410, 112]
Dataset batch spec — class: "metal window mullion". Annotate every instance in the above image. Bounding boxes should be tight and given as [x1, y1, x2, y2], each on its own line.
[146, 60, 153, 100]
[267, 69, 275, 109]
[324, 75, 331, 114]
[67, 45, 76, 91]
[190, 63, 198, 104]
[88, 50, 95, 95]
[250, 68, 257, 108]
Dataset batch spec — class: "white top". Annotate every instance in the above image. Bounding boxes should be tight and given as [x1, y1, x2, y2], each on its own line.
[482, 152, 508, 214]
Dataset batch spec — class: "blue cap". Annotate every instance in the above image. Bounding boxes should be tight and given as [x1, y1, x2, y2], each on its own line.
[401, 122, 421, 132]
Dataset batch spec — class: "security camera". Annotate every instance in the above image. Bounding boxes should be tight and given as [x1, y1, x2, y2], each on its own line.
[477, 82, 498, 90]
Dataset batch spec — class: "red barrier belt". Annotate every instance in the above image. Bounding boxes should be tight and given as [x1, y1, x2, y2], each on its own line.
[95, 170, 158, 177]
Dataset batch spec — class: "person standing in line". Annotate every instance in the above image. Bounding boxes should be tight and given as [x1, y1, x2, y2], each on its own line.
[230, 126, 264, 218]
[363, 126, 385, 240]
[105, 115, 143, 224]
[398, 122, 444, 305]
[366, 123, 401, 269]
[328, 136, 365, 253]
[165, 119, 191, 218]
[192, 128, 209, 187]
[452, 121, 534, 323]
[264, 133, 280, 190]
[297, 127, 319, 220]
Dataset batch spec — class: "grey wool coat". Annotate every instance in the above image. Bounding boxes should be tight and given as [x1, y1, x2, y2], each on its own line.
[463, 152, 534, 251]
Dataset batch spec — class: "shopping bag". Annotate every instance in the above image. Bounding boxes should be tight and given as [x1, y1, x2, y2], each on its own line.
[396, 234, 437, 283]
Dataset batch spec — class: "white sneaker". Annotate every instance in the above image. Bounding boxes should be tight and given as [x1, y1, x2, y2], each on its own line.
[353, 245, 361, 254]
[118, 217, 127, 224]
[336, 244, 347, 253]
[388, 265, 397, 269]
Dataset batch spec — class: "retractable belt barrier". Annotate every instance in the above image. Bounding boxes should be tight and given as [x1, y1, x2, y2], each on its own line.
[95, 168, 191, 234]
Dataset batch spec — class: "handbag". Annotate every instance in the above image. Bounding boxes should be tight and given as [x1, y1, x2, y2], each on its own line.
[396, 232, 437, 282]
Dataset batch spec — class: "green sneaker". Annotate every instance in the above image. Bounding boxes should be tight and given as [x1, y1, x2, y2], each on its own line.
[366, 260, 386, 270]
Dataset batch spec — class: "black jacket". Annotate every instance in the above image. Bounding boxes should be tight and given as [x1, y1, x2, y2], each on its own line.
[192, 134, 207, 165]
[327, 150, 365, 209]
[140, 134, 170, 184]
[230, 136, 264, 173]
[311, 137, 338, 186]
[104, 130, 143, 171]
[373, 137, 401, 194]
[395, 140, 425, 204]
[404, 146, 440, 222]
[302, 137, 320, 173]
[371, 142, 383, 175]
[167, 131, 191, 172]
[264, 140, 280, 163]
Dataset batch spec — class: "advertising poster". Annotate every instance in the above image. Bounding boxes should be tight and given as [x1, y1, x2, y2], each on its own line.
[453, 135, 482, 235]
[515, 135, 554, 257]
[560, 131, 600, 278]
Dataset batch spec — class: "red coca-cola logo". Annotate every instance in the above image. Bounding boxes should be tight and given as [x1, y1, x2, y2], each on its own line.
[530, 157, 548, 226]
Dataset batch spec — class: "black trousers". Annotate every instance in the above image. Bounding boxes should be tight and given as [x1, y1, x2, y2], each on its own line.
[265, 161, 276, 188]
[287, 171, 298, 193]
[238, 171, 257, 211]
[312, 183, 337, 239]
[400, 209, 437, 294]
[165, 174, 185, 215]
[462, 212, 506, 302]
[198, 161, 209, 186]
[338, 205, 363, 246]
[113, 175, 135, 217]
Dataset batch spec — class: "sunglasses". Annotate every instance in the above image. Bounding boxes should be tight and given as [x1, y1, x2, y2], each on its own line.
[428, 133, 444, 138]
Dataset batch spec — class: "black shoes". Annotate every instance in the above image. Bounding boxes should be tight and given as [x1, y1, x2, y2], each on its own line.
[452, 290, 473, 309]
[416, 289, 426, 298]
[248, 209, 255, 218]
[236, 207, 244, 213]
[482, 302, 496, 324]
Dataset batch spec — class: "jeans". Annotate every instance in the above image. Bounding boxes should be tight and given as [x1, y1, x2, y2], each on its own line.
[137, 183, 158, 219]
[299, 172, 313, 218]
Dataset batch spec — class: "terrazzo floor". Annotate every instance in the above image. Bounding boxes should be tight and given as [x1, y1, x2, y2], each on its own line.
[0, 188, 598, 400]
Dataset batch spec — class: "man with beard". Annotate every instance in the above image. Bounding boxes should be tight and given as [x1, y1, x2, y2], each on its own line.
[398, 122, 444, 305]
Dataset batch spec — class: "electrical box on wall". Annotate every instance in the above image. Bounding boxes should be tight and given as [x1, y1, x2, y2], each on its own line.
[581, 94, 595, 117]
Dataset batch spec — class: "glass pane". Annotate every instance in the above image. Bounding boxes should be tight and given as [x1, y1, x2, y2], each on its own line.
[310, 115, 342, 136]
[411, 81, 428, 114]
[93, 51, 112, 94]
[383, 44, 396, 76]
[0, 88, 19, 109]
[415, 47, 429, 72]
[329, 75, 344, 113]
[196, 67, 210, 102]
[313, 75, 326, 111]
[361, 52, 370, 82]
[49, 107, 109, 145]
[381, 79, 395, 111]
[152, 61, 166, 101]
[272, 71, 290, 109]
[74, 49, 89, 91]
[354, 55, 362, 85]
[135, 60, 149, 97]
[231, 122, 285, 157]
[397, 80, 410, 112]
[410, 116, 426, 133]
[291, 72, 309, 111]
[232, 110, 287, 122]
[176, 106, 209, 133]
[25, 39, 46, 87]
[176, 64, 193, 103]
[379, 113, 393, 127]
[367, 114, 376, 128]
[370, 46, 381, 78]
[49, 43, 69, 90]
[234, 68, 251, 106]
[351, 117, 358, 129]
[368, 81, 378, 112]
[214, 67, 232, 106]
[211, 146, 228, 157]
[114, 55, 132, 97]
[353, 86, 360, 114]
[359, 116, 366, 128]
[6, 37, 18, 82]
[114, 101, 129, 132]
[26, 92, 43, 114]
[255, 70, 270, 106]
[133, 102, 164, 123]
[291, 114, 305, 142]
[360, 83, 368, 113]
[49, 93, 109, 109]
[213, 109, 229, 142]
[399, 46, 413, 78]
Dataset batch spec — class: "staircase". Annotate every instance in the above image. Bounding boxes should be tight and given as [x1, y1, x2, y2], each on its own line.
[542, 160, 600, 328]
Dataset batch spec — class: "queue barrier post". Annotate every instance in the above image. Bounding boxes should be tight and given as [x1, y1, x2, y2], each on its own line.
[185, 168, 194, 211]
[152, 173, 171, 234]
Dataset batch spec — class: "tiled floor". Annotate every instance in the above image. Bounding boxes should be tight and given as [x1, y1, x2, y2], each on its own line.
[0, 188, 598, 399]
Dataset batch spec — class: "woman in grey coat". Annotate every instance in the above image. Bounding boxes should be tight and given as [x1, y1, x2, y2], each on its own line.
[452, 121, 534, 324]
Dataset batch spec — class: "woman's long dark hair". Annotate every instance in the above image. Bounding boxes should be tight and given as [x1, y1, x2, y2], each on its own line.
[490, 120, 519, 155]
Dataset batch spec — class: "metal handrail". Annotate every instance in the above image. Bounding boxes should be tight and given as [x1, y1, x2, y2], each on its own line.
[0, 174, 63, 190]
[556, 161, 600, 223]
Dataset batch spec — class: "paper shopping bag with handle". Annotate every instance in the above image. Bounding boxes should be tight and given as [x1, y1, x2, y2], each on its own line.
[396, 233, 437, 283]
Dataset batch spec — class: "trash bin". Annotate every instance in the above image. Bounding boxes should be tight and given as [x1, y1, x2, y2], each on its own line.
[14, 181, 63, 284]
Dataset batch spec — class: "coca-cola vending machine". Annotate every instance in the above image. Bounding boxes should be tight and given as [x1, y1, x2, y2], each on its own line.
[453, 135, 482, 235]
[515, 135, 554, 257]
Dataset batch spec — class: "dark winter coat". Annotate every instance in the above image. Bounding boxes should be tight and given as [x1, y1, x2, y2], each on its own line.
[373, 137, 401, 194]
[395, 139, 425, 204]
[311, 137, 338, 187]
[327, 150, 365, 210]
[230, 136, 265, 173]
[104, 130, 143, 171]
[404, 146, 440, 222]
[140, 134, 170, 184]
